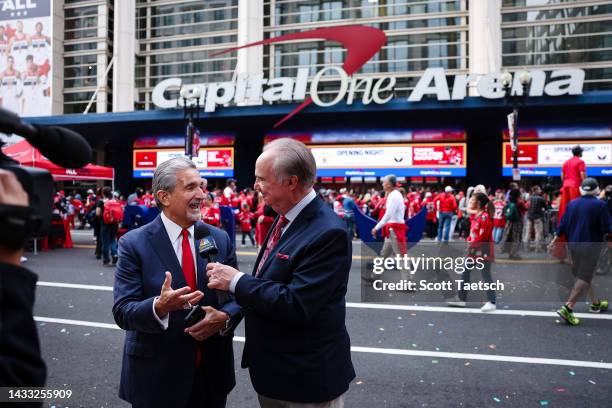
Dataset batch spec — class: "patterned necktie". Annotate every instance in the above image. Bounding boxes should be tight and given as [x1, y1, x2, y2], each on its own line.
[181, 229, 197, 292]
[255, 216, 289, 277]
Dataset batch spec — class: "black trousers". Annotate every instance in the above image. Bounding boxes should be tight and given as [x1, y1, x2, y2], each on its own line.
[186, 366, 227, 408]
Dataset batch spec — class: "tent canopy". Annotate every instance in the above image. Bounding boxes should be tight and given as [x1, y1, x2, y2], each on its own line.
[2, 140, 114, 181]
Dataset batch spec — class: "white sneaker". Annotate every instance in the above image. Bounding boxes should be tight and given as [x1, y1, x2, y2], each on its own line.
[446, 296, 466, 307]
[481, 302, 497, 312]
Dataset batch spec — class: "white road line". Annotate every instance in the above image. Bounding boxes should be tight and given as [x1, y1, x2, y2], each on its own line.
[35, 316, 120, 330]
[345, 302, 612, 320]
[33, 316, 612, 370]
[36, 281, 612, 320]
[38, 281, 113, 291]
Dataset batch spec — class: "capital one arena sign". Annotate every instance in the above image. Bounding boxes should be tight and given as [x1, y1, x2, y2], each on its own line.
[151, 26, 585, 127]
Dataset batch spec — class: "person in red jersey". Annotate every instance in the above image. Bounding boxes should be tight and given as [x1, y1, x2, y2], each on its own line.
[237, 203, 255, 247]
[201, 193, 221, 227]
[492, 189, 506, 244]
[447, 192, 497, 312]
[423, 192, 437, 239]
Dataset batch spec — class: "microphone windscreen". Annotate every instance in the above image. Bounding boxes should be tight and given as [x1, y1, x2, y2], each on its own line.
[194, 222, 211, 240]
[33, 125, 92, 168]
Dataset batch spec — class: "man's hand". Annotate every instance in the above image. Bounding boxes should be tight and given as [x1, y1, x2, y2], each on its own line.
[184, 307, 229, 341]
[0, 169, 28, 207]
[371, 227, 377, 239]
[154, 272, 203, 319]
[206, 262, 239, 292]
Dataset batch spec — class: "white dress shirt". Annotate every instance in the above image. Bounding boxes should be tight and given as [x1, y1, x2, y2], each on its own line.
[229, 189, 317, 293]
[374, 189, 405, 231]
[153, 212, 197, 329]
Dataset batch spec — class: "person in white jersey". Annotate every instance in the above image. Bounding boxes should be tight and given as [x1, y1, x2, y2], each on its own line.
[8, 21, 30, 73]
[0, 55, 22, 114]
[30, 22, 50, 66]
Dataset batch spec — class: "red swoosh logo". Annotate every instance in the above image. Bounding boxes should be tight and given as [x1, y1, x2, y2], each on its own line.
[212, 25, 387, 127]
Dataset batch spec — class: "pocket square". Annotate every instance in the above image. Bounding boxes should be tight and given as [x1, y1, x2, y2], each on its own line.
[276, 253, 289, 260]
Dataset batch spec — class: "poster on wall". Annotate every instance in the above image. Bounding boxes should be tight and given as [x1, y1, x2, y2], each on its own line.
[0, 0, 52, 117]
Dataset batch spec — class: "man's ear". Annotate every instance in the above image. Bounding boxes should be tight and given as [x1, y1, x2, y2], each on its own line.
[287, 175, 300, 192]
[156, 190, 170, 207]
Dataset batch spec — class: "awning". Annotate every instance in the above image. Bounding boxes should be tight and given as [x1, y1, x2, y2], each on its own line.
[2, 140, 114, 181]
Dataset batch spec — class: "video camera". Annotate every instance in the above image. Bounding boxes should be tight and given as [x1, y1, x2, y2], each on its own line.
[0, 108, 92, 249]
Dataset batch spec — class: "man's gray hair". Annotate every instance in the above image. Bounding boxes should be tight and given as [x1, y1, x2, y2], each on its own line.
[152, 157, 196, 207]
[263, 138, 317, 189]
[383, 174, 397, 186]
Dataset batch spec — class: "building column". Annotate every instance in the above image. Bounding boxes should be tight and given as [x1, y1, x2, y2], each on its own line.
[51, 1, 64, 115]
[113, 0, 135, 112]
[468, 0, 501, 96]
[96, 3, 109, 113]
[236, 0, 263, 77]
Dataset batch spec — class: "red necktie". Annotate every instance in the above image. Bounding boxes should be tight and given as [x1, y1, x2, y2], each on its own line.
[181, 229, 201, 365]
[256, 216, 289, 277]
[181, 229, 197, 291]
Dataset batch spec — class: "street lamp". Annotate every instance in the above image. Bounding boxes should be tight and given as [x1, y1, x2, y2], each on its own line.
[180, 86, 202, 160]
[502, 70, 531, 181]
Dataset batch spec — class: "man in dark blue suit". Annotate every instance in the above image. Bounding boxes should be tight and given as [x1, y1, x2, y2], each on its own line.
[208, 138, 355, 407]
[112, 157, 241, 408]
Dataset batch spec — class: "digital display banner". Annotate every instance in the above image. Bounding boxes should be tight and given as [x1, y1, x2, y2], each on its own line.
[502, 141, 612, 177]
[310, 143, 466, 177]
[133, 148, 234, 178]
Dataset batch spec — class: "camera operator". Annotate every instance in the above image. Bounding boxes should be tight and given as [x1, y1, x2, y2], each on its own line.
[0, 168, 46, 404]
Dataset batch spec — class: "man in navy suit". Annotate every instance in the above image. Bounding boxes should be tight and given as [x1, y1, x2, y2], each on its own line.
[207, 138, 355, 407]
[112, 157, 241, 408]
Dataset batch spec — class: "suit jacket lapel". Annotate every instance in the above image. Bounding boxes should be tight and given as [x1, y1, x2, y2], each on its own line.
[148, 216, 187, 288]
[256, 197, 323, 278]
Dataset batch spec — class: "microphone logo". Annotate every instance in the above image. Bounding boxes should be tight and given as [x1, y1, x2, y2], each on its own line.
[199, 236, 218, 256]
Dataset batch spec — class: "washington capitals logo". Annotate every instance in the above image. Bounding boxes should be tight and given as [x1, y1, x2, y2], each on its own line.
[213, 26, 387, 127]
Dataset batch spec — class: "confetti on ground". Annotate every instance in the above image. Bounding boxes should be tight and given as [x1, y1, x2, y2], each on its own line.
[379, 328, 385, 331]
[84, 333, 90, 336]
[492, 397, 501, 403]
[356, 380, 363, 385]
[398, 325, 404, 328]
[588, 380, 596, 385]
[488, 344, 497, 350]
[569, 371, 576, 376]
[431, 360, 439, 364]
[397, 316, 402, 320]
[435, 347, 440, 351]
[556, 388, 566, 392]
[428, 323, 435, 327]
[540, 400, 549, 406]
[555, 320, 561, 324]
[438, 331, 444, 334]
[586, 333, 592, 337]
[60, 328, 66, 333]
[411, 313, 417, 316]
[464, 362, 471, 366]
[412, 344, 418, 348]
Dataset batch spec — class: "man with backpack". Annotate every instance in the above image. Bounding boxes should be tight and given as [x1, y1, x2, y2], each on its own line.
[96, 187, 124, 266]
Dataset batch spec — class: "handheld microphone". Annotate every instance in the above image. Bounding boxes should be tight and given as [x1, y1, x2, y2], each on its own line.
[194, 223, 230, 304]
[0, 107, 92, 168]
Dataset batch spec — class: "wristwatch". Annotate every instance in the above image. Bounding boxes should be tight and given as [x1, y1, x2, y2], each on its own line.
[219, 312, 231, 336]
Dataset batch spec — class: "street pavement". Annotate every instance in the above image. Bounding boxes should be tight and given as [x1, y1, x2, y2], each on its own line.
[24, 230, 612, 407]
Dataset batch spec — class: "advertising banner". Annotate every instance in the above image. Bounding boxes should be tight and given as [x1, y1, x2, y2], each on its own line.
[0, 0, 52, 116]
[310, 144, 466, 177]
[133, 148, 234, 178]
[502, 141, 612, 177]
